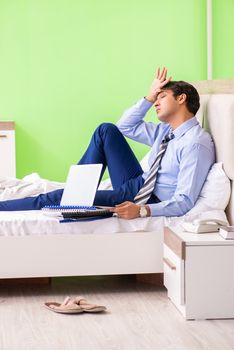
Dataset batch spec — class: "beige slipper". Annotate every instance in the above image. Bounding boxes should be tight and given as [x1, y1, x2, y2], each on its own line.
[44, 296, 107, 314]
[73, 296, 107, 313]
[44, 296, 83, 314]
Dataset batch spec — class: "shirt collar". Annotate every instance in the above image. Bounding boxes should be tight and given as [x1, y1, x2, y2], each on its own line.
[172, 116, 198, 139]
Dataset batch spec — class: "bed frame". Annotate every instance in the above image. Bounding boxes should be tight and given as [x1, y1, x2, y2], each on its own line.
[0, 78, 233, 279]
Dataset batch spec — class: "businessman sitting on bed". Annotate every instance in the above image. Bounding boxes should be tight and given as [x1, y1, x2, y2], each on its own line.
[0, 67, 215, 219]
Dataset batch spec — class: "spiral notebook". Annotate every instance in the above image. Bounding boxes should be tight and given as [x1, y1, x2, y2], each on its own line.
[41, 164, 113, 219]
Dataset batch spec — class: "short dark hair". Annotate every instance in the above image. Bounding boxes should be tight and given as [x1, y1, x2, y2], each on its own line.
[162, 81, 200, 115]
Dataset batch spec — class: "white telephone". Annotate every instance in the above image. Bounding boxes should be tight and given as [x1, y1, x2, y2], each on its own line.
[181, 219, 228, 234]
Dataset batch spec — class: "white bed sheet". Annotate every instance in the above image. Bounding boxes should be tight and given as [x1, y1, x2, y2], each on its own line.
[0, 208, 228, 237]
[0, 210, 165, 236]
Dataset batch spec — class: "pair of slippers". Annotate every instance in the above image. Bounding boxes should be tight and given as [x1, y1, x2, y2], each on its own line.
[44, 296, 107, 314]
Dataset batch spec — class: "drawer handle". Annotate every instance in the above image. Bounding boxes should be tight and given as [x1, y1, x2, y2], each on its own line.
[0, 134, 7, 138]
[163, 257, 176, 270]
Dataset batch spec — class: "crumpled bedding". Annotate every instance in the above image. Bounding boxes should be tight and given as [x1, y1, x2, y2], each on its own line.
[0, 173, 64, 200]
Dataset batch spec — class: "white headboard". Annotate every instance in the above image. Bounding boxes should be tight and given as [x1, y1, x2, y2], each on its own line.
[192, 78, 234, 225]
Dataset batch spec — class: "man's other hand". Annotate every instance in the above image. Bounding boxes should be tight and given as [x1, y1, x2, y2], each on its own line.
[111, 201, 150, 219]
[146, 67, 171, 103]
[111, 201, 140, 219]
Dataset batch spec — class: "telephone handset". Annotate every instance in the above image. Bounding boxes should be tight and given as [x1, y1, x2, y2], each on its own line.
[181, 219, 228, 233]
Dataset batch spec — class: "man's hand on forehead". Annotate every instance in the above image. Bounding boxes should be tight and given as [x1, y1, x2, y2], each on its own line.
[145, 67, 172, 103]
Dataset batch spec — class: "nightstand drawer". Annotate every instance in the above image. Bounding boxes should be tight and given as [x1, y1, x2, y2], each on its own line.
[163, 244, 185, 305]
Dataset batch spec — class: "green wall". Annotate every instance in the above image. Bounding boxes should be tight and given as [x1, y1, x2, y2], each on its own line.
[0, 0, 230, 181]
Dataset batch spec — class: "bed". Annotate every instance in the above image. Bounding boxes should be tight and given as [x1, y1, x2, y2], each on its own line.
[0, 78, 233, 279]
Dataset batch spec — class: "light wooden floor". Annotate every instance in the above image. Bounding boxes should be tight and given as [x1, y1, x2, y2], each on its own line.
[0, 275, 234, 350]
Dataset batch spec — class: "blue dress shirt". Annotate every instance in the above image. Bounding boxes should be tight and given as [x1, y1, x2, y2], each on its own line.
[117, 97, 215, 217]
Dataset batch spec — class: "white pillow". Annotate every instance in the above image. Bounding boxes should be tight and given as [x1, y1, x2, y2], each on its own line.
[139, 152, 150, 172]
[187, 162, 231, 215]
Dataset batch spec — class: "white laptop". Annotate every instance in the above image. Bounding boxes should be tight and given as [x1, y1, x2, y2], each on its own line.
[42, 164, 103, 215]
[42, 164, 113, 218]
[60, 164, 103, 206]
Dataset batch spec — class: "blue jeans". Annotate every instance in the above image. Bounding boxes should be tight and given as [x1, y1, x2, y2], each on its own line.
[0, 123, 149, 211]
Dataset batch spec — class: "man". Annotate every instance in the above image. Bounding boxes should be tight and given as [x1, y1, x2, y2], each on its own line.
[0, 68, 215, 218]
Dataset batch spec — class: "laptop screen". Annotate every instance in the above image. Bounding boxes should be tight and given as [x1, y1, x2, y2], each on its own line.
[60, 164, 103, 206]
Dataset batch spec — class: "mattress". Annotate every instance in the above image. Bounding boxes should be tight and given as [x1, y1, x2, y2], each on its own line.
[0, 170, 229, 236]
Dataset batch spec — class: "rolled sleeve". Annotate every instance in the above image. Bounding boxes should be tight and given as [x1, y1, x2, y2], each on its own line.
[117, 98, 161, 146]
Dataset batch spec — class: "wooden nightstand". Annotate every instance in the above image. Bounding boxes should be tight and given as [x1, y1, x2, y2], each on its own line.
[164, 225, 234, 320]
[0, 121, 16, 177]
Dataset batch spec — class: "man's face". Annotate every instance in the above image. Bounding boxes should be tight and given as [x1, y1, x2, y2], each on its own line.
[154, 89, 181, 123]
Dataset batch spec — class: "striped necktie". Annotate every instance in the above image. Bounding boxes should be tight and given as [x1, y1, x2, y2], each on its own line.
[134, 132, 174, 205]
